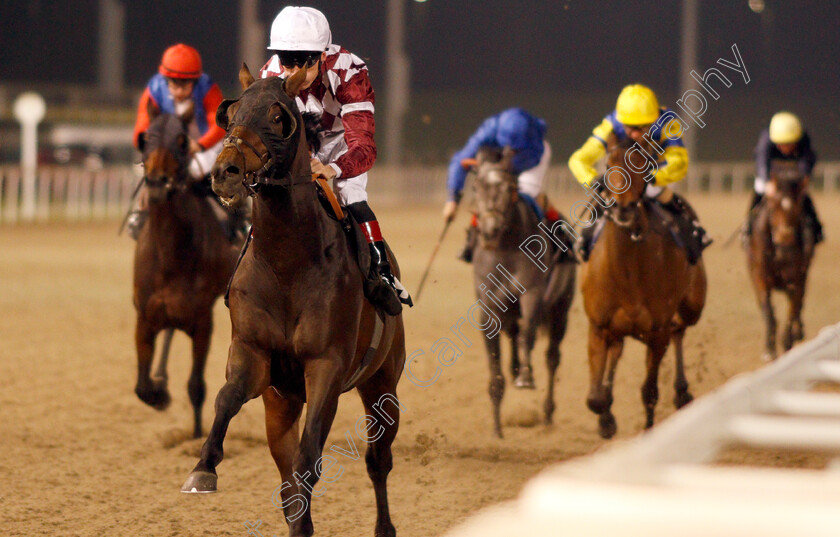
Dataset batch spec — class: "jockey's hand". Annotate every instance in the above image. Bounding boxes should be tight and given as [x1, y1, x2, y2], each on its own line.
[764, 181, 777, 197]
[311, 158, 337, 180]
[442, 200, 458, 222]
[188, 139, 203, 156]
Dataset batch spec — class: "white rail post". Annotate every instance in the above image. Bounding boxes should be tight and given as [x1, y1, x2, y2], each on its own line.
[12, 92, 46, 223]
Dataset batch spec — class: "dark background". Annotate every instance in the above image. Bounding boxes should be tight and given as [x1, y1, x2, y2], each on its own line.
[1, 0, 838, 161]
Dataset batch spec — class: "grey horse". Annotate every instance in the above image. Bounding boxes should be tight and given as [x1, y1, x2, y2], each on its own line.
[468, 147, 576, 438]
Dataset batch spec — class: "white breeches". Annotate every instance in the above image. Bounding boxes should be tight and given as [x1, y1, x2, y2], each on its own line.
[516, 141, 551, 198]
[188, 140, 223, 180]
[333, 172, 369, 205]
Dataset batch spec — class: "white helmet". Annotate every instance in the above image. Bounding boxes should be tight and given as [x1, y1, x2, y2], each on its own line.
[769, 111, 803, 144]
[268, 6, 331, 52]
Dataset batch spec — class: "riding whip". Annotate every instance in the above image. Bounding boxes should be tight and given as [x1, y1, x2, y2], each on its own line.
[414, 219, 453, 303]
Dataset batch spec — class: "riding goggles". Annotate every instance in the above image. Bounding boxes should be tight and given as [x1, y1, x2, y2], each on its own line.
[277, 50, 321, 69]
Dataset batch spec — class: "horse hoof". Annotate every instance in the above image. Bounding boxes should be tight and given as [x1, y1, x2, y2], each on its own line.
[136, 387, 172, 411]
[181, 470, 218, 493]
[598, 413, 617, 439]
[514, 371, 536, 390]
[674, 391, 694, 409]
[375, 523, 397, 537]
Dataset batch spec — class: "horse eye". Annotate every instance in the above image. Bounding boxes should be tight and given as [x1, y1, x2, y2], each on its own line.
[272, 115, 281, 124]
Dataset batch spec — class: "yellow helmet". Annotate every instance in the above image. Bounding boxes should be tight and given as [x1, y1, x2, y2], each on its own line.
[615, 84, 660, 126]
[769, 111, 803, 144]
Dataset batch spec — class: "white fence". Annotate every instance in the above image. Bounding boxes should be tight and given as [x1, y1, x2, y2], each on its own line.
[2, 161, 840, 224]
[445, 323, 840, 537]
[0, 164, 141, 224]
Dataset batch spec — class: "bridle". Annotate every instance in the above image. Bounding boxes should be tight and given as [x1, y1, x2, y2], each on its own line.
[222, 129, 274, 191]
[141, 118, 192, 196]
[606, 199, 647, 242]
[604, 142, 651, 242]
[474, 167, 519, 234]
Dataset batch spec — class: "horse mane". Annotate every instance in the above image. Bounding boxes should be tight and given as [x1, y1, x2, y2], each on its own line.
[302, 112, 323, 154]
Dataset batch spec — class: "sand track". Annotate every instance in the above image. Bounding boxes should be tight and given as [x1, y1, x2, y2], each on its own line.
[3, 194, 840, 536]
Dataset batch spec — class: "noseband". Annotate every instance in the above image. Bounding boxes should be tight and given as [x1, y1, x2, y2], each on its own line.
[606, 199, 646, 242]
[222, 131, 274, 190]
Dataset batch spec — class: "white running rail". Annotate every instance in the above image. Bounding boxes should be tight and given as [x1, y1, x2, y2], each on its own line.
[2, 161, 840, 223]
[445, 323, 840, 537]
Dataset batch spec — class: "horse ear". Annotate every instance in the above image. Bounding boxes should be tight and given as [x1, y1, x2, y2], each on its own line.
[179, 100, 195, 125]
[239, 62, 255, 90]
[284, 66, 308, 98]
[215, 99, 238, 131]
[146, 98, 160, 121]
[137, 132, 147, 153]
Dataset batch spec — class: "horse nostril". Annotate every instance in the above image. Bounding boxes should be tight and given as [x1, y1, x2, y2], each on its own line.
[225, 165, 241, 176]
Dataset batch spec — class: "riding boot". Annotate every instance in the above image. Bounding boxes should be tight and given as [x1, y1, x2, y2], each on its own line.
[459, 215, 479, 264]
[802, 193, 824, 244]
[659, 193, 711, 265]
[575, 224, 597, 262]
[346, 201, 407, 316]
[126, 209, 148, 240]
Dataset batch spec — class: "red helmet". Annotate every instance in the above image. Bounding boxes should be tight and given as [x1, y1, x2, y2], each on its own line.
[159, 44, 202, 79]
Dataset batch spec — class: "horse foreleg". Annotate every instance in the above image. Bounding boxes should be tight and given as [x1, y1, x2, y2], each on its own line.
[181, 338, 270, 493]
[642, 333, 669, 429]
[587, 325, 621, 439]
[153, 328, 174, 382]
[543, 334, 561, 426]
[187, 315, 212, 439]
[514, 295, 540, 389]
[508, 322, 520, 379]
[263, 388, 305, 528]
[358, 368, 402, 537]
[485, 334, 505, 438]
[671, 328, 694, 409]
[783, 284, 806, 350]
[760, 289, 777, 361]
[288, 357, 343, 537]
[135, 319, 171, 410]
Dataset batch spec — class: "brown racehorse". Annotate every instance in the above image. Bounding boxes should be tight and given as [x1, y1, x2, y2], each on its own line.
[468, 147, 576, 438]
[133, 105, 241, 438]
[181, 66, 406, 537]
[746, 160, 816, 361]
[581, 136, 706, 439]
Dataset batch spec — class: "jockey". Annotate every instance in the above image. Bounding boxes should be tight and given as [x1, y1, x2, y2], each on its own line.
[127, 44, 233, 238]
[259, 6, 411, 315]
[568, 83, 711, 264]
[747, 111, 823, 243]
[443, 108, 560, 263]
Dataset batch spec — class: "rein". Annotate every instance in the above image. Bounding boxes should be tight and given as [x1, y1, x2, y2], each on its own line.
[222, 125, 311, 191]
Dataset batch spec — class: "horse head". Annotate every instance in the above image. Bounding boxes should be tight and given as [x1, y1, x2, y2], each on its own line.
[138, 102, 194, 203]
[466, 146, 518, 246]
[766, 160, 807, 249]
[604, 134, 655, 240]
[211, 63, 310, 207]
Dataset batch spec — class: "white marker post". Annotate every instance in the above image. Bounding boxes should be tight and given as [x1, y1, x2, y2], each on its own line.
[13, 92, 47, 222]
